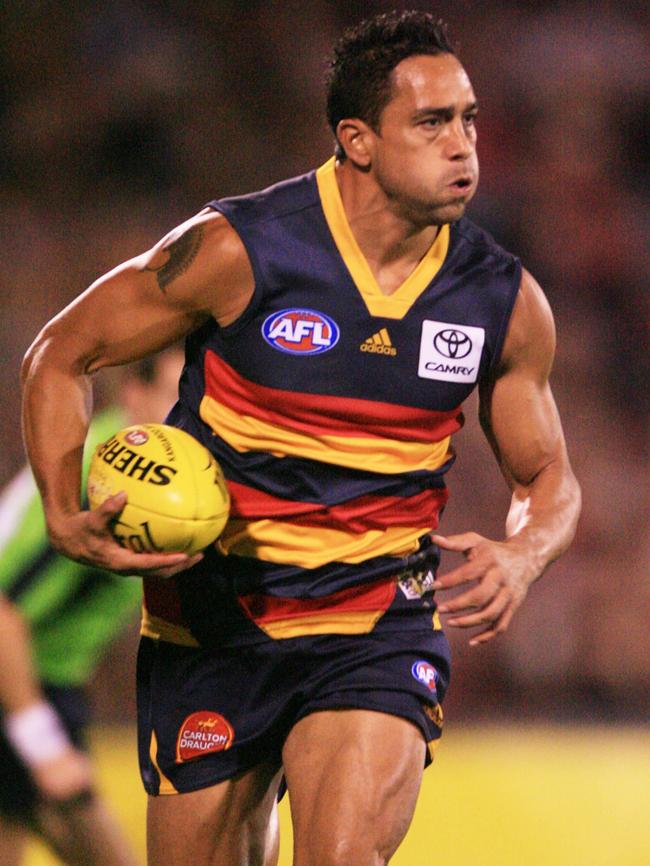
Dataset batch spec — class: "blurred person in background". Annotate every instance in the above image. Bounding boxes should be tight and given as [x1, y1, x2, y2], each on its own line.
[19, 10, 581, 866]
[0, 348, 183, 866]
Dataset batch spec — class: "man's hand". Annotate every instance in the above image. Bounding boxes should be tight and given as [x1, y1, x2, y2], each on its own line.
[5, 700, 92, 803]
[430, 532, 539, 646]
[31, 746, 94, 803]
[48, 492, 203, 579]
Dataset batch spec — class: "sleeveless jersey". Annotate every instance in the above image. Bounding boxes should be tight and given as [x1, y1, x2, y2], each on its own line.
[0, 409, 142, 686]
[142, 157, 520, 647]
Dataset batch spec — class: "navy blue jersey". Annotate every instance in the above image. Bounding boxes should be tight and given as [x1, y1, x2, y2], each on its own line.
[142, 158, 520, 647]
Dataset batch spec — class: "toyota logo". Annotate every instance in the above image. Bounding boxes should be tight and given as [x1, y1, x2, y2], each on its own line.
[433, 328, 472, 359]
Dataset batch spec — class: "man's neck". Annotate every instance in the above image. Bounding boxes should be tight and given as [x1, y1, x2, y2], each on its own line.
[334, 160, 439, 296]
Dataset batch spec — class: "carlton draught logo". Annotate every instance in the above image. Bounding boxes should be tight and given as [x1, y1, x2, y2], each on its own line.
[176, 711, 234, 763]
[262, 308, 340, 355]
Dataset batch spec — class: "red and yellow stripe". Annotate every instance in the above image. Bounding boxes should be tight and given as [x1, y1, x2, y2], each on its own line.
[237, 576, 396, 639]
[200, 352, 460, 474]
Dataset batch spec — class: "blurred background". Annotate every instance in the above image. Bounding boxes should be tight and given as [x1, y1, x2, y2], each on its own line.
[0, 0, 648, 862]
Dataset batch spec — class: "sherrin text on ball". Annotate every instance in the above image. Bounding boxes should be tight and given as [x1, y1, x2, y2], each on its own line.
[87, 424, 230, 555]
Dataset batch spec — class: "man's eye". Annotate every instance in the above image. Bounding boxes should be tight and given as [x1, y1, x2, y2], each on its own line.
[464, 114, 478, 125]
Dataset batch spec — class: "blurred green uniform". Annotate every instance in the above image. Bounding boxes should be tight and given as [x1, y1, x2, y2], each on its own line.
[0, 408, 142, 686]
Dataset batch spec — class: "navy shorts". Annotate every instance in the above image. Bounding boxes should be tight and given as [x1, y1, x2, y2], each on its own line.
[136, 625, 451, 796]
[0, 685, 89, 820]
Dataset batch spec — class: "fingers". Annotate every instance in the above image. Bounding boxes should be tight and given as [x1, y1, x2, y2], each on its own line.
[94, 491, 127, 521]
[75, 498, 205, 576]
[431, 532, 530, 645]
[443, 585, 510, 627]
[141, 552, 204, 579]
[103, 547, 204, 578]
[438, 572, 504, 615]
[441, 585, 515, 646]
[431, 558, 486, 591]
[467, 606, 516, 647]
[430, 532, 484, 553]
[32, 749, 93, 802]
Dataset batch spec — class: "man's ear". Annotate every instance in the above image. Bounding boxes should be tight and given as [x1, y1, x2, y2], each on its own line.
[336, 118, 375, 168]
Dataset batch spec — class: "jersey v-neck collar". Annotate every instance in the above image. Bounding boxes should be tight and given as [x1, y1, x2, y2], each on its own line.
[315, 156, 450, 320]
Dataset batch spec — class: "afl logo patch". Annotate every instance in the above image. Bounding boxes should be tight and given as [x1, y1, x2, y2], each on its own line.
[412, 660, 438, 692]
[124, 429, 149, 446]
[262, 308, 340, 355]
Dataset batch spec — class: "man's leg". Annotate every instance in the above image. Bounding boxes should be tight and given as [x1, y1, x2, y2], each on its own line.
[146, 761, 282, 866]
[283, 709, 426, 866]
[0, 816, 27, 866]
[33, 794, 140, 866]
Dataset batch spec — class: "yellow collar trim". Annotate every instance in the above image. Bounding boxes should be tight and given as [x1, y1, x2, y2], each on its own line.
[316, 157, 450, 320]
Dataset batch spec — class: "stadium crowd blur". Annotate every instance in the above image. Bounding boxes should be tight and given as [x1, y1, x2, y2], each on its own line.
[1, 0, 647, 723]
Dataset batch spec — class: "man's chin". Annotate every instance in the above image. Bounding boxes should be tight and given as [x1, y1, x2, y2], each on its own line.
[426, 200, 468, 226]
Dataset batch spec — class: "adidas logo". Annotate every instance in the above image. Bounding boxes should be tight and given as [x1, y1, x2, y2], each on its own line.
[360, 328, 397, 356]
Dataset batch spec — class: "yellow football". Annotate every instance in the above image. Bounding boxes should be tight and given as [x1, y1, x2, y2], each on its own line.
[87, 424, 230, 555]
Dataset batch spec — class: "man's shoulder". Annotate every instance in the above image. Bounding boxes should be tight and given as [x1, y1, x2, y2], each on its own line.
[206, 167, 320, 229]
[452, 216, 519, 267]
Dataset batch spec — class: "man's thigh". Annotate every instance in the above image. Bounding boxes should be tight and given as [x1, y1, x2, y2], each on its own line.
[146, 763, 282, 866]
[137, 624, 449, 864]
[283, 709, 426, 866]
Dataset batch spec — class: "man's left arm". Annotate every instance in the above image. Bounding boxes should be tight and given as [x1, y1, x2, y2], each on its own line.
[431, 269, 581, 645]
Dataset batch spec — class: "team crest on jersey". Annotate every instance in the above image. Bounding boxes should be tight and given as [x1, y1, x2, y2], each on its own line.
[175, 711, 234, 762]
[398, 569, 435, 600]
[412, 660, 438, 692]
[262, 308, 340, 355]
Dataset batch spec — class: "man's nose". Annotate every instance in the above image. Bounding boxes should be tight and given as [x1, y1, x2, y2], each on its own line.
[443, 118, 474, 160]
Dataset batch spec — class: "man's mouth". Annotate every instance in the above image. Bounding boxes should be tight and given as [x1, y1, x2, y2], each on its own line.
[448, 176, 472, 191]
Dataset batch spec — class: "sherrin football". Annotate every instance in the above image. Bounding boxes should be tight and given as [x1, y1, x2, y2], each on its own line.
[87, 424, 230, 555]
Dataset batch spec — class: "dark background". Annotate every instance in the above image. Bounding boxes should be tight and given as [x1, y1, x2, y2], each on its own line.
[1, 0, 647, 723]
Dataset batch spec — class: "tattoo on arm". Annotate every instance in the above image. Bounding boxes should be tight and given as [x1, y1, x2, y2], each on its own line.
[143, 225, 204, 293]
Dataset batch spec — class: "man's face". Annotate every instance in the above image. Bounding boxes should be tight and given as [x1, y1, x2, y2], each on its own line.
[370, 53, 479, 225]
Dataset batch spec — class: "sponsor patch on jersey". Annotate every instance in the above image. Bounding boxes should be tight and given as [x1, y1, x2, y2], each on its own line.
[418, 320, 485, 383]
[360, 327, 397, 356]
[262, 308, 340, 355]
[124, 429, 149, 446]
[412, 660, 438, 692]
[175, 711, 234, 762]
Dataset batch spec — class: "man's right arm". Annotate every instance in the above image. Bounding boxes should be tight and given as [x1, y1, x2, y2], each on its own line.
[21, 209, 254, 576]
[0, 596, 94, 800]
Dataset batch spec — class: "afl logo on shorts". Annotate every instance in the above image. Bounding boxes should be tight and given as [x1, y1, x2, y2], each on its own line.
[412, 660, 438, 692]
[262, 308, 340, 355]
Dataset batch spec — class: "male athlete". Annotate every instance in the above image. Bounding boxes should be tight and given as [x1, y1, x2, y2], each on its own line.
[1, 349, 182, 866]
[21, 11, 580, 866]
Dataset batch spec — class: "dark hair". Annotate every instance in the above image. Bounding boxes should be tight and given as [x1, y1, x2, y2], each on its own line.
[326, 10, 455, 158]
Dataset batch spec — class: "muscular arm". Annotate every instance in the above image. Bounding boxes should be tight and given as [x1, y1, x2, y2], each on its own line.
[432, 269, 581, 644]
[0, 596, 43, 712]
[0, 596, 95, 800]
[21, 210, 254, 574]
